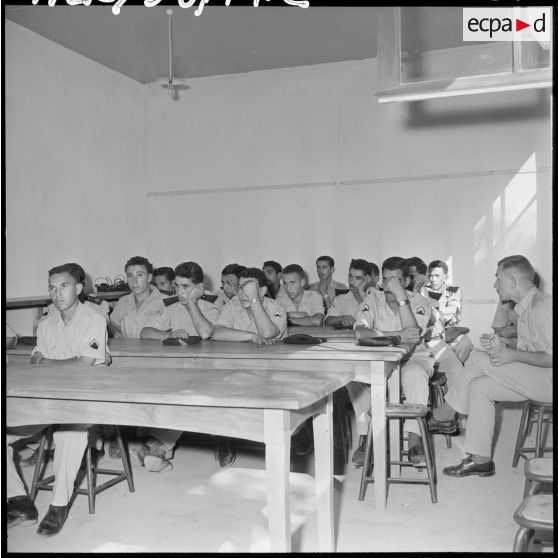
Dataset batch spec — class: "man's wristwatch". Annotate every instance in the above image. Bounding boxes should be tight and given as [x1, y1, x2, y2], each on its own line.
[396, 298, 410, 307]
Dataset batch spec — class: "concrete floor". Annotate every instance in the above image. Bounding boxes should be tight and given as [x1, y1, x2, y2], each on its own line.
[6, 402, 553, 553]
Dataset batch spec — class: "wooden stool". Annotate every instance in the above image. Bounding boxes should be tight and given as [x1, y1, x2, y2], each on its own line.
[429, 370, 452, 449]
[30, 425, 134, 514]
[523, 457, 553, 497]
[512, 494, 553, 552]
[512, 400, 553, 467]
[358, 403, 437, 504]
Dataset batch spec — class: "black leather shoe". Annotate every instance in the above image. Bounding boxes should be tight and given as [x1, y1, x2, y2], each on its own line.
[37, 505, 68, 537]
[408, 444, 426, 466]
[427, 414, 457, 434]
[7, 496, 39, 528]
[19, 449, 55, 468]
[352, 435, 369, 468]
[443, 456, 495, 478]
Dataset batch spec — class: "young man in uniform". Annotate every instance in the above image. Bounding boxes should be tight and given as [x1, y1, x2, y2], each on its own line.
[262, 260, 285, 300]
[152, 266, 175, 296]
[6, 263, 108, 537]
[138, 261, 221, 471]
[325, 259, 376, 328]
[213, 267, 287, 342]
[308, 255, 348, 312]
[276, 264, 325, 326]
[215, 263, 246, 308]
[350, 257, 432, 467]
[406, 256, 428, 295]
[435, 256, 552, 478]
[110, 256, 166, 338]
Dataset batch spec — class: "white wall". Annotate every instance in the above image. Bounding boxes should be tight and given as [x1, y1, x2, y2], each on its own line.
[145, 59, 552, 341]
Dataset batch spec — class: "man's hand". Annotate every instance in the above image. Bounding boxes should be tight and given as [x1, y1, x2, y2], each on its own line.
[241, 279, 260, 301]
[186, 283, 204, 304]
[250, 335, 277, 345]
[384, 276, 406, 298]
[167, 329, 189, 339]
[487, 345, 516, 366]
[341, 316, 356, 328]
[399, 327, 421, 344]
[493, 325, 518, 339]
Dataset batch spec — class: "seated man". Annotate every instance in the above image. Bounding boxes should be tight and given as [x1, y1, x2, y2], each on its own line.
[406, 256, 428, 296]
[308, 255, 348, 311]
[213, 267, 287, 342]
[325, 259, 377, 328]
[152, 266, 175, 296]
[426, 259, 473, 365]
[138, 261, 221, 472]
[110, 256, 166, 338]
[214, 263, 246, 308]
[350, 256, 432, 467]
[7, 263, 108, 537]
[276, 264, 325, 326]
[262, 260, 286, 299]
[433, 256, 552, 478]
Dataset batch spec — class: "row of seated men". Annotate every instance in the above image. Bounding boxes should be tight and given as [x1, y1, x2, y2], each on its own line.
[6, 254, 552, 539]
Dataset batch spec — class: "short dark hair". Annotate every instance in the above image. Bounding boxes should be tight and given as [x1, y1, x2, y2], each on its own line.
[174, 261, 204, 284]
[153, 267, 175, 282]
[382, 257, 409, 278]
[316, 255, 334, 267]
[48, 263, 86, 301]
[125, 256, 153, 274]
[406, 257, 427, 276]
[349, 259, 372, 276]
[239, 267, 267, 288]
[498, 255, 535, 281]
[262, 260, 282, 273]
[221, 263, 246, 278]
[428, 260, 448, 275]
[369, 262, 380, 278]
[282, 264, 305, 279]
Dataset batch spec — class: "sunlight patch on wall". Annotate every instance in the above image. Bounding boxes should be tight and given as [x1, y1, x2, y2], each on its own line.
[473, 214, 487, 268]
[492, 195, 502, 248]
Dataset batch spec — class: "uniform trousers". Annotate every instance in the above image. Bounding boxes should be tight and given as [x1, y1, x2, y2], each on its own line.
[7, 425, 89, 506]
[145, 428, 181, 455]
[445, 349, 552, 458]
[347, 354, 434, 437]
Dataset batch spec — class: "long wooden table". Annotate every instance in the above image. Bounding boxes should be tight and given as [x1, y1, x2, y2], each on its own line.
[286, 325, 354, 340]
[6, 362, 351, 552]
[7, 337, 408, 511]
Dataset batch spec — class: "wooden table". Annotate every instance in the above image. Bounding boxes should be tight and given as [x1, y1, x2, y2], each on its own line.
[6, 291, 128, 334]
[7, 362, 351, 552]
[8, 339, 408, 510]
[286, 325, 354, 340]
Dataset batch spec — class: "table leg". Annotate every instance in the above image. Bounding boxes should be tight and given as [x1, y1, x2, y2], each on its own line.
[369, 361, 387, 510]
[264, 409, 291, 552]
[313, 394, 334, 552]
[387, 361, 401, 477]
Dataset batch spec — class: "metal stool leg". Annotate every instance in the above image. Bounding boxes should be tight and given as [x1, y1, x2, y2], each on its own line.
[417, 417, 437, 503]
[513, 526, 534, 552]
[512, 401, 530, 467]
[115, 426, 135, 492]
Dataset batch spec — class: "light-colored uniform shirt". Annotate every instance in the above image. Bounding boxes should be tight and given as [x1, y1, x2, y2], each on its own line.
[308, 279, 348, 306]
[160, 299, 220, 336]
[32, 301, 108, 366]
[426, 285, 462, 327]
[110, 287, 166, 338]
[492, 300, 519, 330]
[515, 287, 552, 355]
[47, 299, 110, 324]
[215, 296, 287, 339]
[326, 291, 361, 319]
[276, 289, 325, 316]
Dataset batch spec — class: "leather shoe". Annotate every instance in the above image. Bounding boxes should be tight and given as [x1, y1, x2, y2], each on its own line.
[7, 495, 38, 528]
[443, 456, 495, 478]
[218, 437, 237, 468]
[352, 435, 371, 468]
[37, 504, 68, 537]
[408, 444, 426, 466]
[427, 414, 457, 434]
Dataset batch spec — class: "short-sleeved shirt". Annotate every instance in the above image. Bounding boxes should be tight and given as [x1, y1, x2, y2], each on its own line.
[492, 300, 519, 329]
[515, 287, 552, 355]
[276, 289, 325, 316]
[308, 279, 349, 304]
[32, 301, 108, 366]
[160, 299, 220, 336]
[215, 296, 287, 338]
[426, 285, 462, 327]
[326, 291, 360, 319]
[110, 287, 166, 338]
[47, 299, 110, 324]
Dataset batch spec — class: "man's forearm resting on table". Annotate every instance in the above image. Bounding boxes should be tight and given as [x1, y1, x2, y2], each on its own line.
[140, 327, 172, 340]
[290, 314, 323, 326]
[31, 352, 97, 366]
[212, 325, 259, 341]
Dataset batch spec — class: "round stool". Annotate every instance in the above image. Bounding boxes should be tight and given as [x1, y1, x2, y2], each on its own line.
[512, 494, 553, 552]
[512, 400, 553, 467]
[523, 457, 553, 497]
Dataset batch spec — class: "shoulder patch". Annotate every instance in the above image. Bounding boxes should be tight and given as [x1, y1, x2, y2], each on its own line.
[89, 339, 99, 350]
[362, 304, 369, 312]
[416, 306, 425, 315]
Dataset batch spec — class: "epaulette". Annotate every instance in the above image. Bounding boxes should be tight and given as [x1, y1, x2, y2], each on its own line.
[159, 289, 175, 297]
[201, 294, 219, 304]
[87, 295, 103, 306]
[447, 286, 459, 293]
[335, 289, 350, 296]
[163, 296, 179, 307]
[428, 291, 443, 301]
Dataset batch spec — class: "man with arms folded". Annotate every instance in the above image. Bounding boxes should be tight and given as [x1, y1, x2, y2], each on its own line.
[213, 267, 287, 342]
[433, 256, 552, 478]
[350, 257, 432, 467]
[138, 261, 220, 471]
[276, 264, 325, 326]
[6, 263, 108, 537]
[325, 259, 378, 328]
[308, 255, 348, 312]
